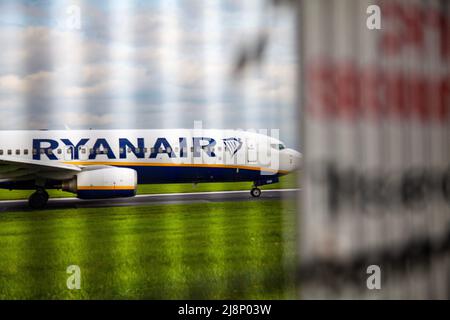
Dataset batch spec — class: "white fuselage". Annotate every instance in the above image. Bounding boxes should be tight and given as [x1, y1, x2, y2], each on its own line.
[0, 129, 301, 189]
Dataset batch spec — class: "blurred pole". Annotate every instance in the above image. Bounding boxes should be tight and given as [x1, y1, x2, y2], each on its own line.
[299, 0, 449, 299]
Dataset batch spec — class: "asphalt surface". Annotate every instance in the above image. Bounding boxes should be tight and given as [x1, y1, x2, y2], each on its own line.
[0, 189, 300, 212]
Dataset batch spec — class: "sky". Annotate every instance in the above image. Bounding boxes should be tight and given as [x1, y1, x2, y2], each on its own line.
[0, 0, 299, 147]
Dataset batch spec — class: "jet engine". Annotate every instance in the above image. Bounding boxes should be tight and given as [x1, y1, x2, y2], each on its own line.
[62, 167, 137, 199]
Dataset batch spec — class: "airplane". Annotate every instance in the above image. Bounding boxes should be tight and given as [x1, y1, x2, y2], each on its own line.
[0, 129, 302, 209]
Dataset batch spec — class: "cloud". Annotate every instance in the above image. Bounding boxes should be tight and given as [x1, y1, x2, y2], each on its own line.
[0, 1, 298, 145]
[59, 111, 115, 127]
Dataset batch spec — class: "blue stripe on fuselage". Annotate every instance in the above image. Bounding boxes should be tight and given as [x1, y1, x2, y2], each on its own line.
[116, 165, 282, 184]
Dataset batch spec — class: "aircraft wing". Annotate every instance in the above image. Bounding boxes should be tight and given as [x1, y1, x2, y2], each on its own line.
[0, 156, 81, 181]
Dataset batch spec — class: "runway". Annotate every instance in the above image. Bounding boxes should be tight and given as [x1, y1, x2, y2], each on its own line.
[0, 188, 300, 212]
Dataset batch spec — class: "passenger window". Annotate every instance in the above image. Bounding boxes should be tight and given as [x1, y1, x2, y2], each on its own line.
[24, 149, 29, 155]
[16, 149, 20, 155]
[33, 149, 37, 155]
[57, 149, 62, 154]
[81, 148, 86, 154]
[166, 147, 172, 153]
[128, 148, 132, 153]
[48, 149, 53, 155]
[0, 150, 3, 155]
[158, 147, 163, 153]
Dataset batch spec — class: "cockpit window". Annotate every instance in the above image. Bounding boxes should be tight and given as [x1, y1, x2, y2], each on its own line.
[271, 143, 286, 150]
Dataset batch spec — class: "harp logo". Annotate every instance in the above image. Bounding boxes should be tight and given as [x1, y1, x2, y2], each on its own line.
[223, 138, 242, 156]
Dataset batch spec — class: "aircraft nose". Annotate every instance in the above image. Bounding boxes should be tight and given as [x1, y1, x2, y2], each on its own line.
[285, 149, 302, 172]
[292, 150, 302, 171]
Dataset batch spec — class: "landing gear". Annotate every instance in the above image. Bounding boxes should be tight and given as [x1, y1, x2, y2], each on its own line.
[250, 177, 280, 198]
[28, 189, 49, 209]
[250, 187, 262, 198]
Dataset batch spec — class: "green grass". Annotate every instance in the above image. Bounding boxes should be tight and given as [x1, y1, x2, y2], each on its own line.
[0, 173, 299, 200]
[0, 200, 297, 299]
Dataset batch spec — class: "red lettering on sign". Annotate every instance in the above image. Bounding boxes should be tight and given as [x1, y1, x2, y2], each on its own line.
[306, 62, 449, 122]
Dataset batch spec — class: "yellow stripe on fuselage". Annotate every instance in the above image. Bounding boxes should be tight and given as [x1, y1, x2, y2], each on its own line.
[77, 186, 135, 190]
[62, 161, 289, 175]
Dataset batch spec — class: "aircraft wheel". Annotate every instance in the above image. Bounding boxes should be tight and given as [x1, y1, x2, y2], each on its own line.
[29, 190, 49, 209]
[250, 187, 262, 198]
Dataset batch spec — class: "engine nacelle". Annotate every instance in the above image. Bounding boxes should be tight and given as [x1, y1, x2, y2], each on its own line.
[62, 167, 138, 199]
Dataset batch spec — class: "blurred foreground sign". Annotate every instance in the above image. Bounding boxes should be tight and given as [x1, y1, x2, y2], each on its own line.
[299, 0, 449, 299]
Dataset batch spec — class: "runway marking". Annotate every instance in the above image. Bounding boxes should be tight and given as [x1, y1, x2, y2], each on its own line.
[0, 188, 301, 205]
[134, 188, 301, 198]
